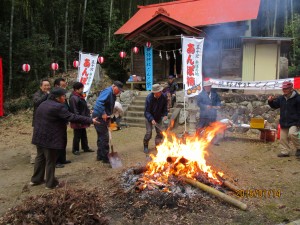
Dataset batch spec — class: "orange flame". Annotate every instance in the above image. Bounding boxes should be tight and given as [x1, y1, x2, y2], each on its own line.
[144, 122, 226, 184]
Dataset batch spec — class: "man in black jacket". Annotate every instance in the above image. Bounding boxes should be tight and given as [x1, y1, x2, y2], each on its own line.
[30, 87, 99, 189]
[143, 84, 168, 153]
[268, 81, 300, 157]
[53, 78, 71, 168]
[31, 79, 51, 164]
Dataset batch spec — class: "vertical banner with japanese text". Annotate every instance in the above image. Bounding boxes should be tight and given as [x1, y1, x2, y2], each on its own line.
[144, 46, 153, 91]
[0, 58, 3, 117]
[78, 52, 98, 99]
[182, 37, 204, 97]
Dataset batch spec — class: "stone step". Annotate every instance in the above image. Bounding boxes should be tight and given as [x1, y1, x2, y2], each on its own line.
[125, 111, 173, 118]
[127, 105, 145, 111]
[131, 100, 146, 106]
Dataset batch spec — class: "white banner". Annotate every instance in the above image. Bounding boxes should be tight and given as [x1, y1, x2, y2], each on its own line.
[209, 78, 297, 90]
[78, 52, 99, 99]
[182, 37, 204, 97]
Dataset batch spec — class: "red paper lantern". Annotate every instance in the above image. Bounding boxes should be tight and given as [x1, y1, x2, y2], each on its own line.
[98, 56, 104, 64]
[73, 60, 79, 68]
[51, 62, 59, 71]
[146, 42, 151, 48]
[119, 51, 126, 59]
[132, 47, 139, 54]
[22, 64, 30, 72]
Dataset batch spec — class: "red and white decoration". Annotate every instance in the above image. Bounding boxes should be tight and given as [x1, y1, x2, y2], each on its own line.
[73, 60, 79, 68]
[119, 51, 126, 59]
[98, 56, 104, 64]
[51, 62, 59, 71]
[22, 64, 31, 72]
[146, 42, 151, 48]
[132, 47, 139, 54]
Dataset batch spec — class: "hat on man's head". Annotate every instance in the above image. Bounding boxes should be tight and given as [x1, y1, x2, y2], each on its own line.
[113, 81, 124, 92]
[203, 80, 212, 87]
[168, 75, 175, 79]
[51, 87, 67, 97]
[152, 84, 163, 93]
[281, 81, 293, 89]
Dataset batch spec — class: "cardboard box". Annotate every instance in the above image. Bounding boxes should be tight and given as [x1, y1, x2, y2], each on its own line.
[250, 118, 265, 129]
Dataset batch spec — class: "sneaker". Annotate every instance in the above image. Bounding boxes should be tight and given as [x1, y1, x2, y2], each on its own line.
[55, 164, 64, 168]
[277, 153, 290, 157]
[83, 148, 94, 152]
[63, 160, 71, 164]
[45, 181, 64, 190]
[73, 151, 80, 155]
[29, 181, 44, 186]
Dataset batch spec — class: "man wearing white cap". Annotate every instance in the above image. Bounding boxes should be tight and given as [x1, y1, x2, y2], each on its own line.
[197, 79, 221, 144]
[143, 84, 168, 153]
[268, 81, 300, 157]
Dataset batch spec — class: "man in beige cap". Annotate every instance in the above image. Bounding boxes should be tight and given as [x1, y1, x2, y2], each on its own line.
[143, 84, 168, 153]
[268, 81, 300, 157]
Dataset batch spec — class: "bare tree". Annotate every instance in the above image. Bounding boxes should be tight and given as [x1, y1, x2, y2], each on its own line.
[81, 0, 88, 50]
[272, 0, 278, 37]
[64, 0, 69, 72]
[108, 0, 114, 46]
[8, 0, 15, 96]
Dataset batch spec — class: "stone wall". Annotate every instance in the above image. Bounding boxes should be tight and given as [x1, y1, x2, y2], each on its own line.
[176, 91, 280, 129]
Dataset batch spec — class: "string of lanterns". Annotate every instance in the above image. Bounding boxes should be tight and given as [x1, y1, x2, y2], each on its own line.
[21, 41, 181, 72]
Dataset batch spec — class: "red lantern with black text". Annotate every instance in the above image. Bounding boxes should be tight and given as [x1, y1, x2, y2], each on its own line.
[119, 51, 126, 59]
[132, 47, 139, 54]
[73, 60, 79, 68]
[98, 56, 104, 64]
[22, 64, 30, 72]
[146, 42, 151, 48]
[51, 62, 59, 71]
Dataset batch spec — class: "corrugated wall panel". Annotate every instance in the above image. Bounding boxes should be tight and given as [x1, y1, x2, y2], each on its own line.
[242, 43, 255, 81]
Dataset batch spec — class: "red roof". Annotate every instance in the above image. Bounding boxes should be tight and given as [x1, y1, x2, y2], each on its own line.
[115, 0, 260, 35]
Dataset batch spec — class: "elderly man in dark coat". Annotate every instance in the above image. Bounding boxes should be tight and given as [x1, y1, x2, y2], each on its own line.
[30, 87, 99, 189]
[143, 84, 168, 153]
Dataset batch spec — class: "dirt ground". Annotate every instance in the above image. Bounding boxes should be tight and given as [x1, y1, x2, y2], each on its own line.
[0, 111, 299, 225]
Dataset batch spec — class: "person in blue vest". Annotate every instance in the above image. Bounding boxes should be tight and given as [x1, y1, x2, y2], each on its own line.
[143, 84, 168, 153]
[197, 79, 221, 145]
[92, 81, 124, 163]
[268, 81, 300, 157]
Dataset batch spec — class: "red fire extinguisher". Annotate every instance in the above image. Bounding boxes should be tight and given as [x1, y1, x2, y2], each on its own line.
[277, 124, 281, 140]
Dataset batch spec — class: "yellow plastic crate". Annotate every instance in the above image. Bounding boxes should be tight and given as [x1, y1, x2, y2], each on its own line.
[250, 118, 265, 129]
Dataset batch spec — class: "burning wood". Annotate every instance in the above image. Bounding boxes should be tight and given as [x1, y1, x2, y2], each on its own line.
[183, 177, 247, 211]
[122, 122, 247, 210]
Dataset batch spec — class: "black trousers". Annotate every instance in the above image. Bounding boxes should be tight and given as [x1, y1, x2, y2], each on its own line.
[31, 146, 58, 188]
[72, 128, 89, 152]
[56, 148, 66, 164]
[94, 119, 109, 161]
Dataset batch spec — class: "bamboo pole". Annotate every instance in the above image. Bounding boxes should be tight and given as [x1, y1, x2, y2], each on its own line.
[183, 177, 247, 211]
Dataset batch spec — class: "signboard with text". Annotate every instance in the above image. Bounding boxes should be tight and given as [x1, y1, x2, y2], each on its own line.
[182, 37, 204, 97]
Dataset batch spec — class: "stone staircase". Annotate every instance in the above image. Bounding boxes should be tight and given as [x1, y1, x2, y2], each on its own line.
[122, 91, 174, 128]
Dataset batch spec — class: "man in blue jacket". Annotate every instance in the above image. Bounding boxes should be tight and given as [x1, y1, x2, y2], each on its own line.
[144, 84, 168, 153]
[92, 81, 124, 163]
[268, 81, 300, 157]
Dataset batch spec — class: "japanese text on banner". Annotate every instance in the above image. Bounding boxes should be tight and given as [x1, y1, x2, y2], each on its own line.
[182, 37, 204, 97]
[78, 52, 98, 99]
[144, 46, 153, 91]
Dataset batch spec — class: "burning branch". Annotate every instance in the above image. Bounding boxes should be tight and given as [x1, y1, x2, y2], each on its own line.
[183, 177, 247, 211]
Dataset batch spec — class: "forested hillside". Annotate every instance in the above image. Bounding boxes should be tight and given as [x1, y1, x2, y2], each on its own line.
[1, 0, 300, 99]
